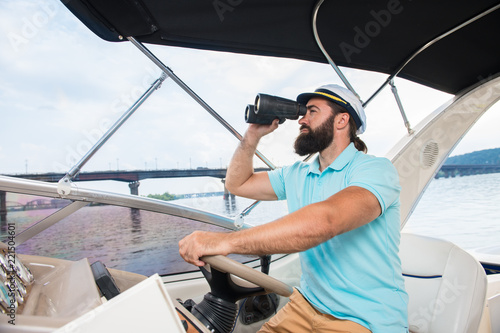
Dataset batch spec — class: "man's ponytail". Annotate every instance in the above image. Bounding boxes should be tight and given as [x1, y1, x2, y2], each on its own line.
[352, 135, 367, 153]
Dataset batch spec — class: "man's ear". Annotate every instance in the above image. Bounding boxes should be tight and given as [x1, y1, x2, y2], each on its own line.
[336, 113, 350, 130]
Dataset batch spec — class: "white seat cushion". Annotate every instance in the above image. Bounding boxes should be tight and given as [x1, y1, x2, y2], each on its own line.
[400, 233, 487, 333]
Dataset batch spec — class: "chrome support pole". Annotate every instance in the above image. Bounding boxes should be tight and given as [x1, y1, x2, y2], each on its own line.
[127, 37, 277, 170]
[58, 72, 168, 193]
[12, 201, 88, 245]
[236, 200, 260, 223]
[312, 0, 361, 102]
[363, 2, 500, 108]
[127, 37, 280, 224]
[389, 80, 413, 135]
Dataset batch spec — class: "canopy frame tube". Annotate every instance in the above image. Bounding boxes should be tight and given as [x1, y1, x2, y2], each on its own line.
[127, 37, 281, 226]
[362, 2, 500, 108]
[389, 79, 413, 135]
[312, 0, 361, 102]
[58, 72, 168, 195]
[127, 37, 277, 171]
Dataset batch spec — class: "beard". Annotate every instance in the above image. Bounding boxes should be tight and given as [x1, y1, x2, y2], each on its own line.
[294, 113, 335, 156]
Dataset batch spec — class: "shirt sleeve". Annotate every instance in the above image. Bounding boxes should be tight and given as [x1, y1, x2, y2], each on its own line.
[347, 156, 401, 214]
[267, 167, 287, 200]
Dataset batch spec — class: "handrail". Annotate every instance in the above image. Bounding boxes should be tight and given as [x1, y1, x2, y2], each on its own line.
[0, 175, 248, 242]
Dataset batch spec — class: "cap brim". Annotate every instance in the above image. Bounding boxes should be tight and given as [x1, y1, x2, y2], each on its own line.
[296, 92, 318, 105]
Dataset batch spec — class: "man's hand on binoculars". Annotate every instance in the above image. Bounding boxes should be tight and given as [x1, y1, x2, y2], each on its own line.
[247, 119, 279, 139]
[240, 120, 279, 149]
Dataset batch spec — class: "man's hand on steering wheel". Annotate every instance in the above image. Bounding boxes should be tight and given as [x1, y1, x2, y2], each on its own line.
[179, 230, 231, 266]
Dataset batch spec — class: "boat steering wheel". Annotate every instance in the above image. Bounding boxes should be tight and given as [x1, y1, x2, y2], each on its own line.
[201, 255, 293, 297]
[188, 256, 292, 333]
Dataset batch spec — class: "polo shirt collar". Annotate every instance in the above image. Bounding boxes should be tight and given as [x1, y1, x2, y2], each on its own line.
[307, 143, 357, 174]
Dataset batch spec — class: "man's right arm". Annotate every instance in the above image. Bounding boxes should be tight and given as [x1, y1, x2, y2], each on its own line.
[225, 121, 279, 201]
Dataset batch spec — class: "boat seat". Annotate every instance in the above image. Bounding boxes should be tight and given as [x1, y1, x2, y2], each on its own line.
[400, 233, 487, 333]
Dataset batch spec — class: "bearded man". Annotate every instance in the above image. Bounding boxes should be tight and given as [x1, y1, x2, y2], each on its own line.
[179, 84, 408, 333]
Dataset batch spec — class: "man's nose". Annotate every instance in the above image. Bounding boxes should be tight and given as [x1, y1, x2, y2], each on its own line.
[298, 111, 309, 125]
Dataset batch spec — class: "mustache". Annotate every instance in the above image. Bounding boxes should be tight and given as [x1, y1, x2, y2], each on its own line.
[300, 125, 311, 131]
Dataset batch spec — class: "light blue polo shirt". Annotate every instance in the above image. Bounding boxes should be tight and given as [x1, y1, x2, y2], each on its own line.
[268, 143, 408, 332]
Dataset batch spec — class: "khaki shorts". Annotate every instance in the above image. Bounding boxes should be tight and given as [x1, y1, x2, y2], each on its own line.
[258, 289, 371, 333]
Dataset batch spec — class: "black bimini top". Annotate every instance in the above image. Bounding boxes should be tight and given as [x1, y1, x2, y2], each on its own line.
[63, 0, 500, 95]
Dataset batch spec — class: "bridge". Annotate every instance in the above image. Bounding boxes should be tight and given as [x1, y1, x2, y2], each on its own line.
[1, 167, 271, 195]
[4, 163, 500, 186]
[6, 168, 272, 183]
[1, 167, 274, 223]
[4, 167, 271, 183]
[436, 164, 500, 178]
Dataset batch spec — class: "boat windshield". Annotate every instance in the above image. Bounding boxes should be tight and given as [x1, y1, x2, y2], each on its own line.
[0, 191, 259, 276]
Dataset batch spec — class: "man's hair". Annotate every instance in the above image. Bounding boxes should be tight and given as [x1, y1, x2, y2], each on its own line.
[326, 101, 368, 153]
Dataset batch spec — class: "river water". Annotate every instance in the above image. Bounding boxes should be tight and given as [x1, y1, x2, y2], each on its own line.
[404, 173, 500, 250]
[3, 173, 499, 276]
[173, 173, 500, 251]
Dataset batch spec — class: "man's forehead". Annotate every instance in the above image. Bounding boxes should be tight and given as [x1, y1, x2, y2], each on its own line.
[306, 96, 331, 108]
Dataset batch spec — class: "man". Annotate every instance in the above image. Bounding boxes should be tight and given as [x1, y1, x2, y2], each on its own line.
[179, 84, 408, 332]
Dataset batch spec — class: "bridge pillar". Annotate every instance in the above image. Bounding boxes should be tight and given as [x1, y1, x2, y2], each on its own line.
[221, 179, 236, 212]
[128, 181, 140, 196]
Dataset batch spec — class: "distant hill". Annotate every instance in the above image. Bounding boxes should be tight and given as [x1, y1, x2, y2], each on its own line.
[445, 147, 500, 165]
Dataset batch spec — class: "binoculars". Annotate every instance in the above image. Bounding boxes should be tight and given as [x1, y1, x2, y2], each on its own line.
[245, 94, 307, 124]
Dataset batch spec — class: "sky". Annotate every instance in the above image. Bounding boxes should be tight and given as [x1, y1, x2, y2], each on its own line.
[1, 0, 499, 195]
